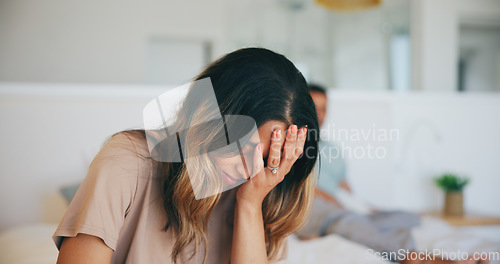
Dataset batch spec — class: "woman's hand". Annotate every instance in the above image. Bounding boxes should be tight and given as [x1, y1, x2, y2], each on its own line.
[236, 124, 307, 209]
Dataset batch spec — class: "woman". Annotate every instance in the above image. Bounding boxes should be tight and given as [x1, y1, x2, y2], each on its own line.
[53, 48, 319, 264]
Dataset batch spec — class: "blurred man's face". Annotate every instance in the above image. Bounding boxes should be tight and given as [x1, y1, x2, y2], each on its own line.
[310, 91, 327, 127]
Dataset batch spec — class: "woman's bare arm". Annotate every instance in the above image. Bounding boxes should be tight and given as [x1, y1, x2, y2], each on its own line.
[232, 202, 268, 263]
[56, 233, 113, 264]
[232, 125, 307, 264]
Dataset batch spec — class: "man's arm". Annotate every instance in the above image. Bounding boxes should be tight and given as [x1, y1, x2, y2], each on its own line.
[338, 180, 352, 193]
[315, 188, 343, 208]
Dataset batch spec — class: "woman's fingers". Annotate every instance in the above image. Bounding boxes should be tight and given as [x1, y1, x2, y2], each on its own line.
[250, 142, 264, 179]
[281, 125, 307, 171]
[266, 129, 282, 170]
[296, 126, 307, 157]
[237, 125, 307, 206]
[282, 125, 298, 168]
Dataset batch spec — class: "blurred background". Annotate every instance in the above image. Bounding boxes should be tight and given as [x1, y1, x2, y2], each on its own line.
[1, 0, 500, 232]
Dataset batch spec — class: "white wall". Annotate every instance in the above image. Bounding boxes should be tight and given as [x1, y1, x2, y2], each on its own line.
[325, 90, 500, 215]
[0, 0, 412, 90]
[0, 0, 230, 84]
[0, 83, 166, 231]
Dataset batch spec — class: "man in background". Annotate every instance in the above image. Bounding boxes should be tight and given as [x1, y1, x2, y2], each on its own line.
[308, 84, 350, 208]
[297, 84, 488, 264]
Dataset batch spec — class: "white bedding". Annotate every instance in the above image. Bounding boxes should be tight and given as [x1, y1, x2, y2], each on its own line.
[279, 217, 500, 264]
[279, 234, 390, 264]
[413, 216, 500, 264]
[1, 218, 499, 264]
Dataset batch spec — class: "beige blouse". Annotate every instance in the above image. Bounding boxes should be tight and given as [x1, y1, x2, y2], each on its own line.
[53, 132, 239, 263]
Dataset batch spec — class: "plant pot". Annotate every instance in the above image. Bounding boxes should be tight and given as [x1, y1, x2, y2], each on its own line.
[444, 191, 464, 217]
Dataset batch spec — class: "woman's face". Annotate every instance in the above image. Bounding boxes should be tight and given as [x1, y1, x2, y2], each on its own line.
[213, 120, 287, 187]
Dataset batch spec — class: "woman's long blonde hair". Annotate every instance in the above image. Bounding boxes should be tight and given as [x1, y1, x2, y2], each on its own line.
[124, 48, 319, 263]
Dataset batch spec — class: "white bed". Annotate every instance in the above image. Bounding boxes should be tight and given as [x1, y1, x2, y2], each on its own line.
[1, 216, 499, 264]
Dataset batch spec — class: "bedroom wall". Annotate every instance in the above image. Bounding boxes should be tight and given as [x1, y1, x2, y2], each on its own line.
[0, 0, 396, 90]
[1, 83, 500, 231]
[0, 83, 164, 231]
[0, 0, 230, 84]
[2, 0, 499, 91]
[325, 91, 500, 215]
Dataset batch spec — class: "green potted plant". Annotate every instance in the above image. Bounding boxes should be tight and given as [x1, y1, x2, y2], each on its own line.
[434, 173, 469, 217]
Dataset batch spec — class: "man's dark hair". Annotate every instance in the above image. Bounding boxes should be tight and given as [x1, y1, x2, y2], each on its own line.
[308, 83, 327, 95]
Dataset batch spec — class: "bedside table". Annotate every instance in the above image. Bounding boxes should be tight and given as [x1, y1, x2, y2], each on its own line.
[423, 212, 500, 226]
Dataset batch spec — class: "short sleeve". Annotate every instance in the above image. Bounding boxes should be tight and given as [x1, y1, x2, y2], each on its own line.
[53, 132, 140, 251]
